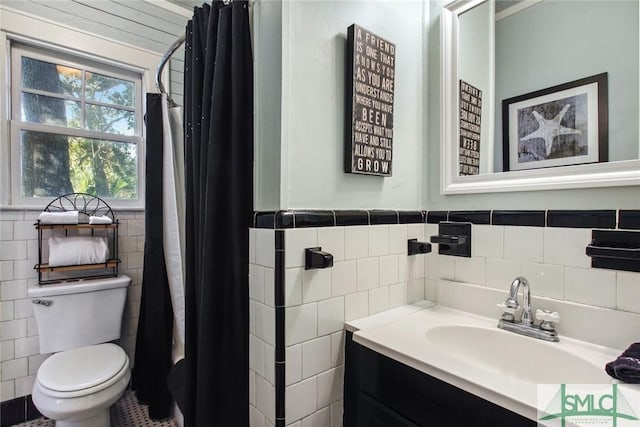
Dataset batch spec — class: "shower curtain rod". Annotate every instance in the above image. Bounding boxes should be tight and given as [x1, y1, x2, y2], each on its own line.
[156, 34, 186, 98]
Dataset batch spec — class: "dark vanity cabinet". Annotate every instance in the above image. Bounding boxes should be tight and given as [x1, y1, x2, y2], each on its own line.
[344, 331, 535, 427]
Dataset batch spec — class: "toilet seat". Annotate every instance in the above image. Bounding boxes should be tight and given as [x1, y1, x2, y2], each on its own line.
[37, 343, 129, 398]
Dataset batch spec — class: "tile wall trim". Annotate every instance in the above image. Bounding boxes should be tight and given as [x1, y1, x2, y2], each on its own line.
[274, 230, 285, 427]
[0, 395, 40, 426]
[251, 209, 640, 230]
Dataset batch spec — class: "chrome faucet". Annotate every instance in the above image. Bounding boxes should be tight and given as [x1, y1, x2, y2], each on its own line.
[497, 276, 559, 342]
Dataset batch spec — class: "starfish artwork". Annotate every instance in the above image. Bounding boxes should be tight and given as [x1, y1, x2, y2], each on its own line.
[520, 104, 581, 159]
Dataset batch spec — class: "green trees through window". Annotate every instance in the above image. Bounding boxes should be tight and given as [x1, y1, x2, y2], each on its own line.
[16, 50, 140, 200]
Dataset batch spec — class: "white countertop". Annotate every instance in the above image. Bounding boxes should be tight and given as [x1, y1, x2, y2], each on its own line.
[346, 302, 621, 421]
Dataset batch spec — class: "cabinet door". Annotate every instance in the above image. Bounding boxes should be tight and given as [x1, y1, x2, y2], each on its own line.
[358, 392, 419, 427]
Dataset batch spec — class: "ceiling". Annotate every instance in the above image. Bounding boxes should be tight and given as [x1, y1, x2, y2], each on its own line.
[0, 0, 202, 55]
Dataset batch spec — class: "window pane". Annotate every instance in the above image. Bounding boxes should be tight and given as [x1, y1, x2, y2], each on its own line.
[86, 72, 135, 107]
[21, 93, 82, 128]
[20, 130, 137, 199]
[21, 57, 81, 97]
[86, 104, 135, 136]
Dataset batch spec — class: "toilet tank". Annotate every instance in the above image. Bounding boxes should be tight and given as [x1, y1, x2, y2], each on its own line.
[28, 275, 131, 354]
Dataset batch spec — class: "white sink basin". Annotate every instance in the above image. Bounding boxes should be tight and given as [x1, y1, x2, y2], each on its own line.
[425, 324, 609, 384]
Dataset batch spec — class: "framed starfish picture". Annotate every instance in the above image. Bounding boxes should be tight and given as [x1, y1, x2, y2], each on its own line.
[502, 73, 608, 171]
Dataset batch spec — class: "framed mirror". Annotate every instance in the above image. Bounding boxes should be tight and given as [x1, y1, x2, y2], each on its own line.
[440, 0, 640, 194]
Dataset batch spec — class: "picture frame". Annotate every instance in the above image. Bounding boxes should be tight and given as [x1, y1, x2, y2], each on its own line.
[502, 73, 608, 171]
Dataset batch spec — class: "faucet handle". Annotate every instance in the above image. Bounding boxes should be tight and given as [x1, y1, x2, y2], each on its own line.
[536, 309, 560, 331]
[497, 303, 516, 321]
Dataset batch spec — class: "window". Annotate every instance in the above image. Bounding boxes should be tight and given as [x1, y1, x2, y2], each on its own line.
[9, 43, 143, 205]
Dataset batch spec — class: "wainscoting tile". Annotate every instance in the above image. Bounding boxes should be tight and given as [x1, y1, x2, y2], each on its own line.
[472, 225, 504, 259]
[388, 224, 408, 255]
[331, 261, 356, 297]
[317, 296, 344, 336]
[453, 257, 485, 285]
[504, 226, 543, 262]
[356, 257, 379, 291]
[301, 268, 331, 304]
[285, 377, 317, 423]
[521, 262, 565, 300]
[344, 291, 369, 322]
[285, 304, 317, 346]
[330, 331, 344, 368]
[250, 264, 266, 303]
[427, 253, 455, 281]
[407, 279, 425, 303]
[285, 268, 302, 307]
[543, 227, 591, 268]
[256, 375, 275, 423]
[344, 226, 369, 260]
[2, 357, 27, 381]
[285, 229, 317, 269]
[256, 304, 275, 347]
[301, 406, 331, 427]
[389, 282, 408, 308]
[331, 400, 344, 427]
[485, 258, 521, 290]
[617, 271, 640, 313]
[256, 229, 276, 268]
[317, 366, 344, 408]
[285, 345, 302, 386]
[317, 227, 345, 262]
[250, 405, 265, 427]
[301, 336, 331, 379]
[264, 344, 275, 385]
[565, 267, 616, 309]
[379, 255, 399, 287]
[250, 335, 265, 377]
[368, 226, 389, 257]
[369, 286, 390, 314]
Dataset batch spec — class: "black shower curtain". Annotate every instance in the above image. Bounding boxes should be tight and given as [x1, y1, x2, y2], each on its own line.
[183, 2, 253, 426]
[131, 94, 174, 419]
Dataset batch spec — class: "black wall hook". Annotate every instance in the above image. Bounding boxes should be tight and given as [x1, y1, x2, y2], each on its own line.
[305, 247, 334, 270]
[408, 239, 432, 256]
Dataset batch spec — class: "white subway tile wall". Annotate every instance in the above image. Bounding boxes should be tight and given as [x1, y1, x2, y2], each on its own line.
[0, 210, 145, 402]
[249, 228, 276, 426]
[282, 224, 426, 426]
[250, 222, 640, 427]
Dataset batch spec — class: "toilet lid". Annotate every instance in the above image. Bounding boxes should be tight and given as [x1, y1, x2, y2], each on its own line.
[38, 343, 127, 392]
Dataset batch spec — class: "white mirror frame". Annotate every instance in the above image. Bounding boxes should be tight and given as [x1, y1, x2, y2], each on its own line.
[440, 0, 640, 195]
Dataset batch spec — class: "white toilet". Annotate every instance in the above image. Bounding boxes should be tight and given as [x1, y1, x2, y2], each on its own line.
[28, 275, 131, 427]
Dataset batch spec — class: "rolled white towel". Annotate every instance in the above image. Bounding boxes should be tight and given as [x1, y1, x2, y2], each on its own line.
[48, 236, 109, 267]
[38, 211, 79, 225]
[89, 215, 113, 225]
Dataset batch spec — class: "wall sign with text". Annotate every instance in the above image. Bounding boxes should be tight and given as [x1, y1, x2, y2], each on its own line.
[345, 24, 396, 176]
[459, 80, 482, 176]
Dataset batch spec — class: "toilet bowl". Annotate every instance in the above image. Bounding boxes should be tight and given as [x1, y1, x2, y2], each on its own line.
[28, 275, 131, 426]
[32, 343, 130, 427]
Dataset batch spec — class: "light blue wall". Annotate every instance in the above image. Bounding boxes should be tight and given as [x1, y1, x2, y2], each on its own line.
[254, 0, 427, 210]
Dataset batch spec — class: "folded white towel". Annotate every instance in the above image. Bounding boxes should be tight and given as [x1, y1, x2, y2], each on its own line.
[48, 236, 109, 267]
[38, 211, 79, 225]
[89, 215, 113, 225]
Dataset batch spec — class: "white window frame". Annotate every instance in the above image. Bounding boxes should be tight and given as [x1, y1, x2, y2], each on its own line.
[0, 9, 162, 210]
[9, 42, 144, 207]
